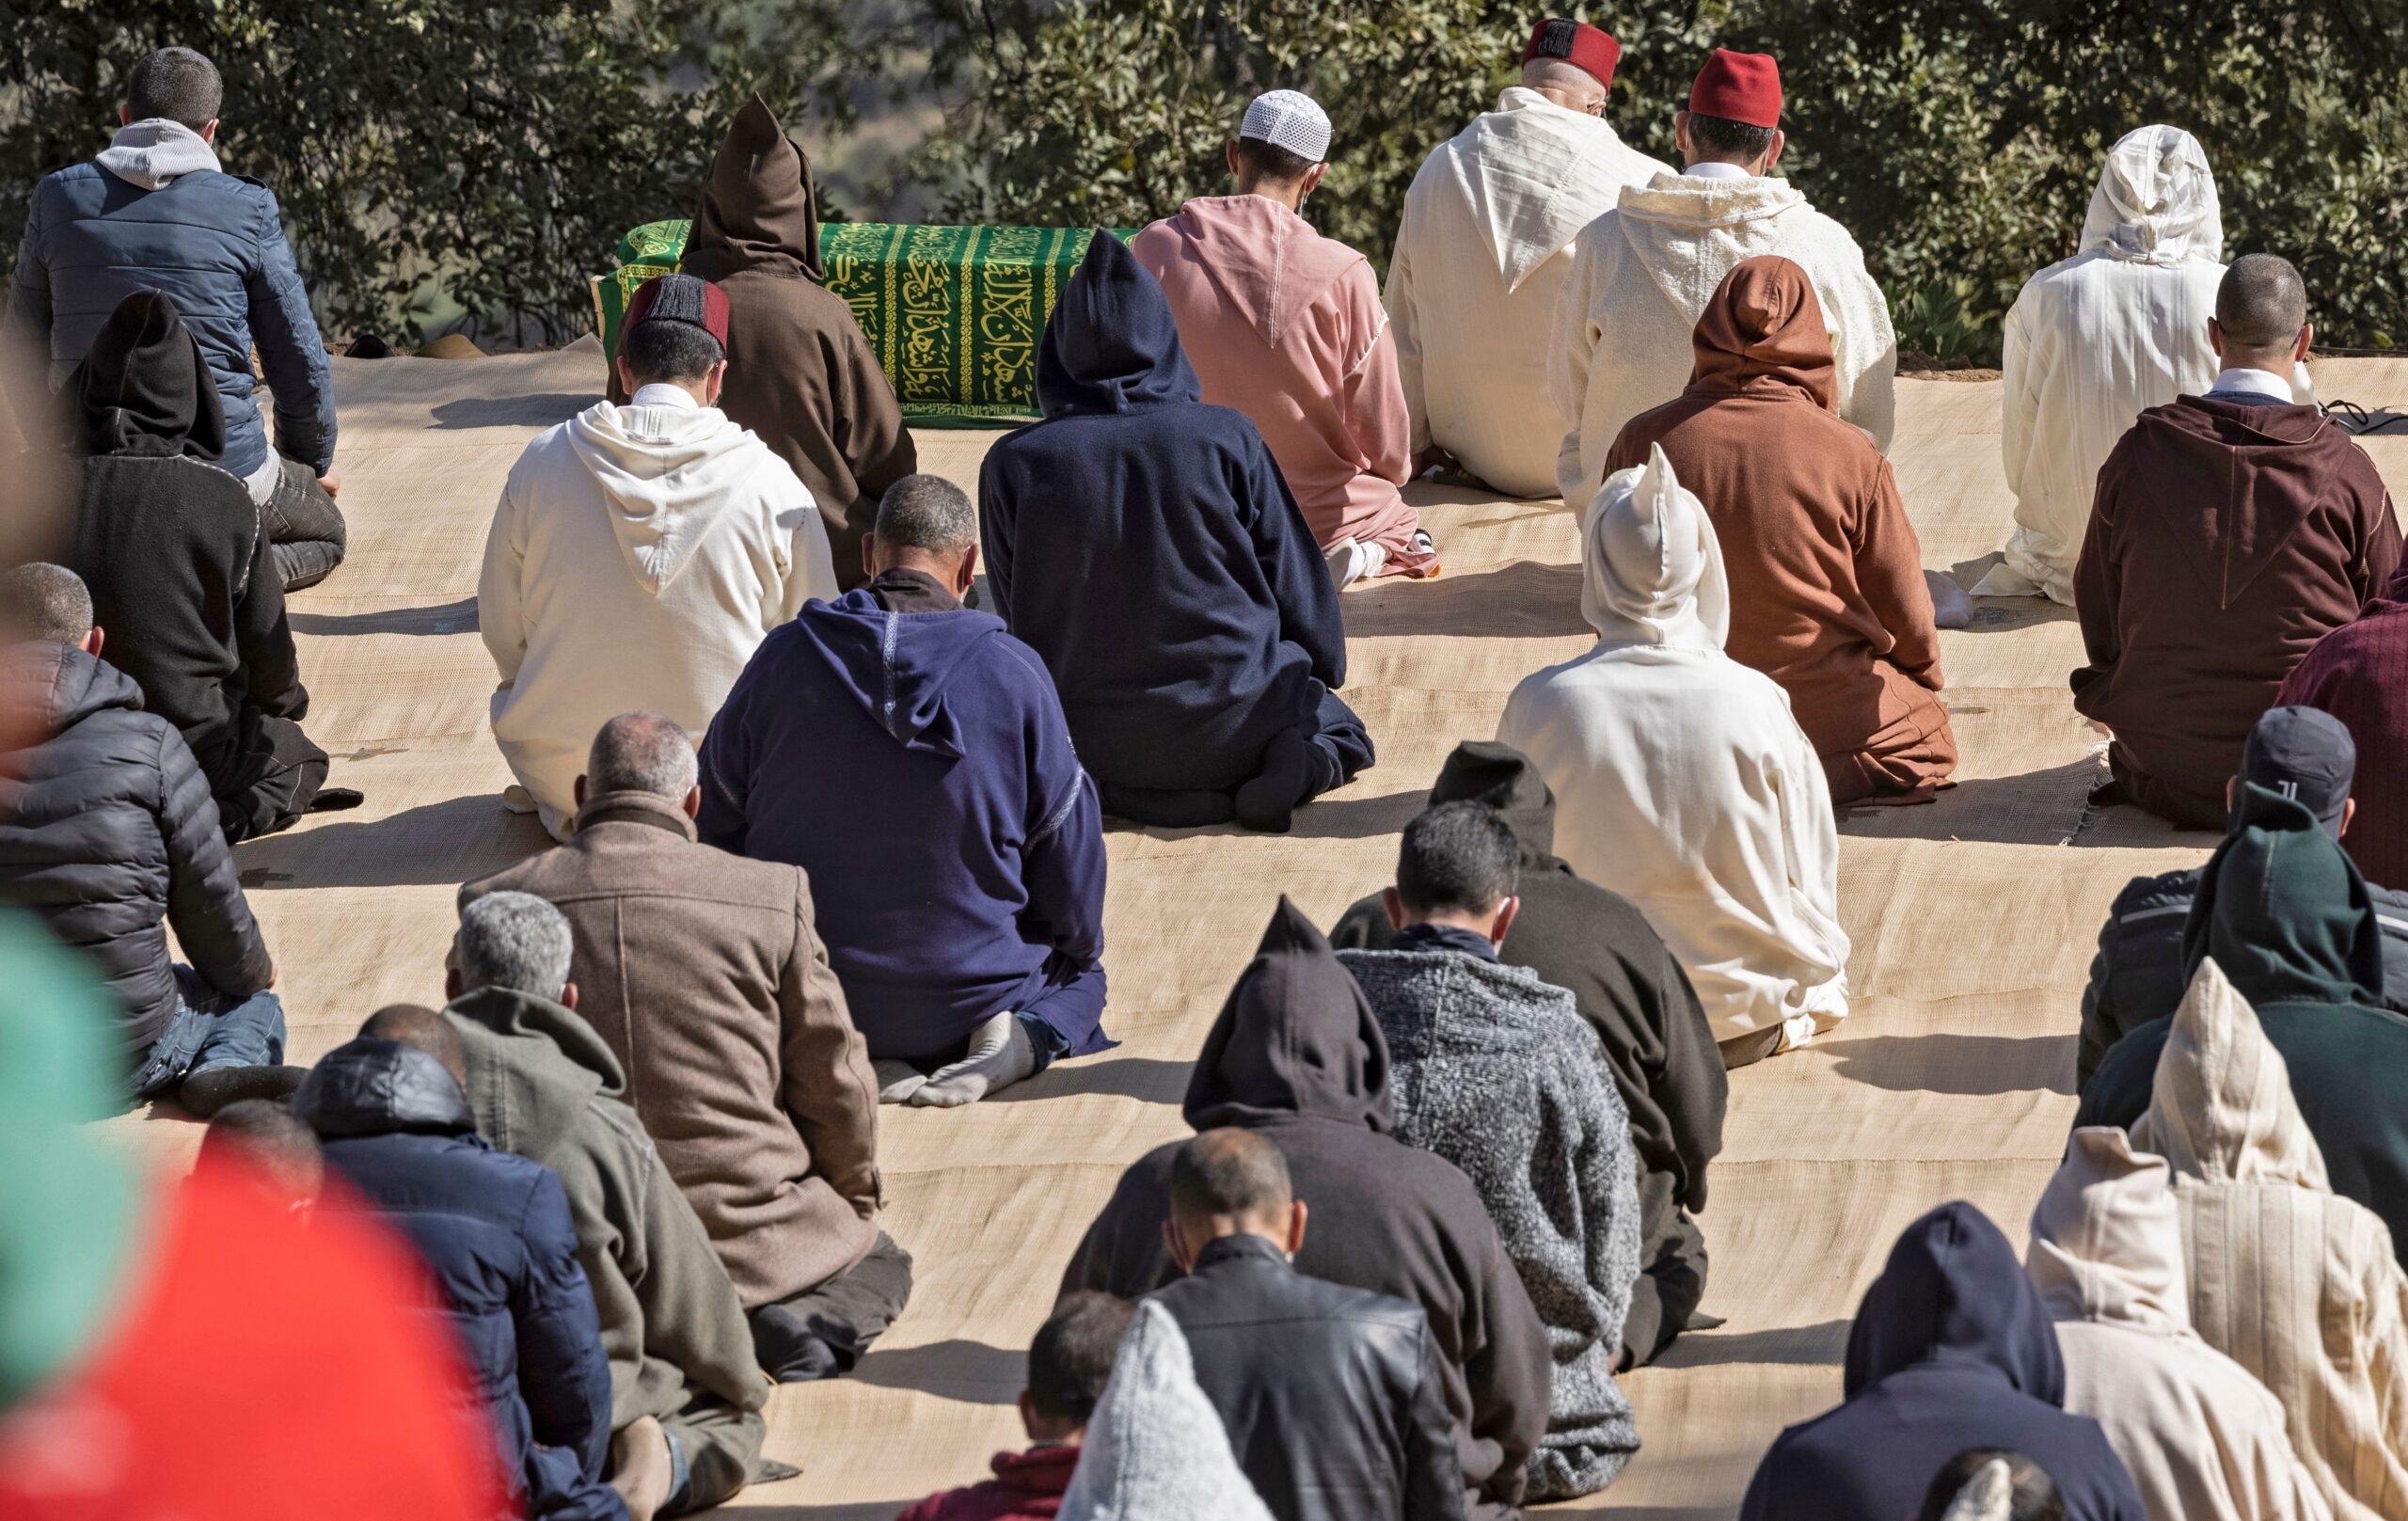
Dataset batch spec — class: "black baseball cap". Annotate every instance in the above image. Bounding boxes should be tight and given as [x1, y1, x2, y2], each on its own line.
[2237, 705, 2355, 835]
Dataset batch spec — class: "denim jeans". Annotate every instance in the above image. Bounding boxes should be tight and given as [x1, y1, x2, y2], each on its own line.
[131, 968, 287, 1101]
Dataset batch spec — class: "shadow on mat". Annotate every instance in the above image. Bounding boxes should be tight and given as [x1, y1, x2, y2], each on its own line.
[725, 1501, 911, 1520]
[1959, 596, 2076, 635]
[1654, 1318, 1849, 1370]
[1102, 788, 1428, 843]
[1341, 560, 1584, 642]
[429, 393, 594, 430]
[232, 794, 551, 888]
[1839, 760, 2091, 846]
[848, 1338, 1023, 1406]
[291, 596, 478, 637]
[1826, 1032, 2075, 1097]
[991, 1054, 1189, 1105]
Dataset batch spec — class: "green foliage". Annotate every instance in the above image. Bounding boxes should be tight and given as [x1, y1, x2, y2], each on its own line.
[1893, 278, 2004, 366]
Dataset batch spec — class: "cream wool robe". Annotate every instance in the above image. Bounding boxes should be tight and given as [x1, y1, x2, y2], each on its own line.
[1497, 446, 1848, 1058]
[2131, 959, 2408, 1521]
[2030, 1126, 2332, 1521]
[480, 391, 836, 838]
[1548, 170, 1896, 507]
[1384, 87, 1671, 498]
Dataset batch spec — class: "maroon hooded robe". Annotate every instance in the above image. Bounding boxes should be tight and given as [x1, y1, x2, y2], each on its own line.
[2276, 561, 2408, 889]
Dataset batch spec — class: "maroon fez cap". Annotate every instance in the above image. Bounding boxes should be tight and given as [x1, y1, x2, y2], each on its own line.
[622, 273, 730, 353]
[1688, 48, 1782, 129]
[1523, 19, 1621, 92]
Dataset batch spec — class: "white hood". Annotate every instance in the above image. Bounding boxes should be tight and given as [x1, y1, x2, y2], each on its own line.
[2029, 1127, 2190, 1335]
[2131, 958, 2331, 1190]
[1057, 1301, 1275, 1521]
[95, 119, 221, 190]
[1451, 87, 1669, 293]
[1941, 1461, 2016, 1521]
[1581, 445, 1730, 650]
[562, 401, 763, 596]
[2080, 124, 2223, 267]
[1612, 170, 1809, 323]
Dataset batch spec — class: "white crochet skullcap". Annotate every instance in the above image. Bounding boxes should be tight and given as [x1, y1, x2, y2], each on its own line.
[1239, 89, 1331, 165]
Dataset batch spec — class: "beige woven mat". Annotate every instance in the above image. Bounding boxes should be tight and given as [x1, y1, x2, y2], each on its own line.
[116, 342, 2408, 1517]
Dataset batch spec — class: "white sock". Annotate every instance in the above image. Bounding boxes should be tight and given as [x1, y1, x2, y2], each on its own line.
[873, 1059, 929, 1104]
[911, 1011, 1038, 1108]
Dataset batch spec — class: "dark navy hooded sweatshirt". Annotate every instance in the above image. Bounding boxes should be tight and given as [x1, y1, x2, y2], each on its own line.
[698, 577, 1109, 1063]
[1738, 1202, 2143, 1521]
[976, 231, 1352, 800]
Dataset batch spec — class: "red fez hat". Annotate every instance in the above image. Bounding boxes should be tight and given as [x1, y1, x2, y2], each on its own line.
[1688, 48, 1782, 129]
[622, 272, 731, 353]
[1522, 19, 1621, 92]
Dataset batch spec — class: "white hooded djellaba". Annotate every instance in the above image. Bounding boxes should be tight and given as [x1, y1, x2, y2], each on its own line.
[1056, 1300, 1275, 1521]
[1497, 445, 1849, 1061]
[1384, 86, 1671, 498]
[1982, 125, 2313, 605]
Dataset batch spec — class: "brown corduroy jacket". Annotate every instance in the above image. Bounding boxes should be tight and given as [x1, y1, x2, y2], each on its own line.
[463, 787, 881, 1307]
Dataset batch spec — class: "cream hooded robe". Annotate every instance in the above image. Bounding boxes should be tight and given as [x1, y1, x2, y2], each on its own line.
[1497, 446, 1849, 1058]
[1983, 126, 2311, 605]
[1057, 1300, 1275, 1521]
[2131, 959, 2408, 1521]
[2030, 1125, 2331, 1521]
[480, 395, 837, 838]
[1548, 169, 1896, 508]
[1384, 87, 1671, 499]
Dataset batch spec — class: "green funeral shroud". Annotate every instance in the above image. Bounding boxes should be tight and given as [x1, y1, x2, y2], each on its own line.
[591, 220, 1136, 428]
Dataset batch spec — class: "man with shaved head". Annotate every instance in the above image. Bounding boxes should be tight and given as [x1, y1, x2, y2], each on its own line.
[2074, 253, 2401, 829]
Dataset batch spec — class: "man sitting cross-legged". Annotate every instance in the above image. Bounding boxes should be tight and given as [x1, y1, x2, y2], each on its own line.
[439, 894, 772, 1519]
[702, 475, 1109, 1104]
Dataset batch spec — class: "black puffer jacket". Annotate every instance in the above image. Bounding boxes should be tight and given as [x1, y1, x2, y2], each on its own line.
[0, 643, 268, 1054]
[1156, 1233, 1466, 1521]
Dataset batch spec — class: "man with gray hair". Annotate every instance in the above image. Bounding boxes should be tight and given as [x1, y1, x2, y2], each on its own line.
[466, 714, 901, 1387]
[2074, 251, 2401, 828]
[441, 891, 775, 1517]
[702, 472, 1110, 1104]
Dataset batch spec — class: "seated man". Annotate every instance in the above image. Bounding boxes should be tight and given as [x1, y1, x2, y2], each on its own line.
[2078, 705, 2408, 1092]
[464, 715, 902, 1384]
[896, 1291, 1134, 1521]
[680, 95, 917, 583]
[1386, 21, 1671, 499]
[1738, 1203, 2144, 1521]
[980, 233, 1373, 832]
[1134, 90, 1430, 585]
[701, 476, 1109, 1103]
[1150, 1130, 1465, 1521]
[1061, 897, 1549, 1518]
[0, 563, 296, 1116]
[440, 894, 770, 1519]
[1337, 802, 1640, 1501]
[2073, 253, 2401, 830]
[2277, 562, 2408, 890]
[1331, 742, 1724, 1370]
[1498, 450, 1849, 1063]
[480, 272, 837, 839]
[1550, 47, 1894, 508]
[296, 1007, 621, 1521]
[2075, 775, 2408, 1260]
[1608, 257, 1956, 804]
[68, 290, 347, 841]
[197, 1097, 324, 1217]
[1057, 1302, 1276, 1520]
[5, 46, 344, 590]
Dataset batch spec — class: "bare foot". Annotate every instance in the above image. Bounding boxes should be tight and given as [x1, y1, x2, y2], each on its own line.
[610, 1415, 673, 1521]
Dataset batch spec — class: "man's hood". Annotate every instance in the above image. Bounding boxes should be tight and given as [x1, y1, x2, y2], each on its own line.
[2027, 1127, 2189, 1335]
[66, 289, 227, 460]
[1183, 897, 1395, 1134]
[563, 401, 765, 594]
[1613, 169, 1807, 324]
[1842, 1200, 2066, 1402]
[445, 986, 622, 1161]
[5, 643, 145, 741]
[94, 118, 220, 191]
[1582, 443, 1731, 650]
[1037, 232, 1201, 418]
[1155, 195, 1366, 348]
[1686, 255, 1838, 410]
[790, 588, 1010, 758]
[2126, 398, 2346, 610]
[2132, 957, 2333, 1190]
[1058, 1300, 1276, 1521]
[1447, 87, 1661, 293]
[293, 1038, 478, 1139]
[683, 94, 823, 284]
[1425, 739, 1556, 858]
[2182, 782, 2385, 1007]
[2080, 125, 2222, 267]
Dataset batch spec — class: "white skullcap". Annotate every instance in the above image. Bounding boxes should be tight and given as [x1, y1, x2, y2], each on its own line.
[1239, 89, 1331, 165]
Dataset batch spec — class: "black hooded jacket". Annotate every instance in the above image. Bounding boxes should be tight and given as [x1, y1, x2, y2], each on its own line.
[0, 642, 268, 1057]
[1060, 897, 1549, 1514]
[1738, 1202, 2143, 1521]
[978, 233, 1351, 800]
[1332, 740, 1726, 1364]
[66, 290, 305, 795]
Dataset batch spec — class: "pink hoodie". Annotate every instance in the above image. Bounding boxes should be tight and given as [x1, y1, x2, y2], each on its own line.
[1134, 197, 1430, 577]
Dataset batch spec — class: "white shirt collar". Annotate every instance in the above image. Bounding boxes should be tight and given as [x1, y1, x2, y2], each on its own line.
[628, 382, 702, 411]
[1685, 160, 1752, 181]
[2210, 367, 2292, 402]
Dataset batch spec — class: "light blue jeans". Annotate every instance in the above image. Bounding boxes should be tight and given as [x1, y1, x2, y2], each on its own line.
[131, 967, 287, 1101]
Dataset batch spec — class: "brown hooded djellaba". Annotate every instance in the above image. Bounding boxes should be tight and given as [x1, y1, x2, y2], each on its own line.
[2073, 378, 2401, 830]
[1606, 257, 1956, 804]
[676, 95, 916, 587]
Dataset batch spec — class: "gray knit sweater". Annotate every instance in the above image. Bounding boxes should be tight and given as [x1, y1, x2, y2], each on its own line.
[1339, 946, 1642, 1500]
